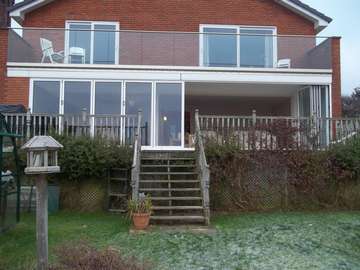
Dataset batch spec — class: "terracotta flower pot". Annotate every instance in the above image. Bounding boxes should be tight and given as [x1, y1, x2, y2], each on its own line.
[132, 213, 151, 230]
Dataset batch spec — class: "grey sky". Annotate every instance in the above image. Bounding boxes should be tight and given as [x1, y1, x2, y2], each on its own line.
[302, 0, 360, 95]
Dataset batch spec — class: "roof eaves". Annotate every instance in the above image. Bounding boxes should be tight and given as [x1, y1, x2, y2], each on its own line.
[288, 0, 332, 23]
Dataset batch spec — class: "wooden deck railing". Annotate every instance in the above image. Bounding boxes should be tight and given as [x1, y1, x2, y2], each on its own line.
[198, 110, 360, 150]
[195, 109, 210, 225]
[2, 110, 146, 145]
[131, 111, 142, 200]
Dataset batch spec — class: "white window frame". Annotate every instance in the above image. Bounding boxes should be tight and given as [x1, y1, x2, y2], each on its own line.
[199, 24, 277, 68]
[65, 21, 120, 65]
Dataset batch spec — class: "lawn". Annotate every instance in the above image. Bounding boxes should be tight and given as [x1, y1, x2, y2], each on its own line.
[0, 211, 360, 270]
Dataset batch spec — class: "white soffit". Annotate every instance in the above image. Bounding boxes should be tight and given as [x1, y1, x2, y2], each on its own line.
[275, 0, 330, 33]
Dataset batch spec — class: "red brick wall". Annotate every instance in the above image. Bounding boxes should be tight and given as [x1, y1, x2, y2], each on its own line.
[23, 0, 315, 35]
[331, 37, 342, 117]
[0, 28, 7, 103]
[0, 28, 29, 106]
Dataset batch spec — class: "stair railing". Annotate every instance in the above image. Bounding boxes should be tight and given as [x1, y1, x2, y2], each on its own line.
[195, 109, 210, 225]
[131, 110, 142, 200]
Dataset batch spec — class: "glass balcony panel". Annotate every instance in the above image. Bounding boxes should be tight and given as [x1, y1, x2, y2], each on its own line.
[7, 28, 333, 70]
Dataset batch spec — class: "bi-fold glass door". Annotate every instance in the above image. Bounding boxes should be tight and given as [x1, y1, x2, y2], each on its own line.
[31, 79, 184, 148]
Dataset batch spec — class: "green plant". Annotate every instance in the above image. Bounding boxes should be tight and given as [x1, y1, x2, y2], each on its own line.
[51, 135, 132, 181]
[128, 194, 152, 215]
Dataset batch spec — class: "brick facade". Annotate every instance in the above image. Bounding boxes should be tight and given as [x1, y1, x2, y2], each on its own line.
[0, 0, 341, 115]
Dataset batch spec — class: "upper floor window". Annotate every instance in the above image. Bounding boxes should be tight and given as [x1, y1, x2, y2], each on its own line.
[200, 25, 276, 68]
[65, 21, 119, 65]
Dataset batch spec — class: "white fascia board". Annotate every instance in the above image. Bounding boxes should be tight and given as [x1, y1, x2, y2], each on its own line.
[6, 62, 332, 74]
[276, 0, 329, 33]
[7, 65, 332, 85]
[181, 71, 332, 85]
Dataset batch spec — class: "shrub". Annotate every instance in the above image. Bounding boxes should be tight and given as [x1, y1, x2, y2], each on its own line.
[205, 137, 360, 212]
[50, 241, 150, 270]
[53, 135, 132, 181]
[328, 136, 360, 182]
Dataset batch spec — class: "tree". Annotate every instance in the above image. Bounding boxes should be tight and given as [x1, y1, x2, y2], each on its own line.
[342, 87, 360, 117]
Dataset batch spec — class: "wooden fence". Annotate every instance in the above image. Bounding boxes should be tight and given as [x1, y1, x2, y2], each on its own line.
[198, 111, 360, 150]
[2, 111, 147, 145]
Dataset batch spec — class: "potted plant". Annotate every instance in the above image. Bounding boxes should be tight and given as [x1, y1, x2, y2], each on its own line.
[128, 193, 152, 230]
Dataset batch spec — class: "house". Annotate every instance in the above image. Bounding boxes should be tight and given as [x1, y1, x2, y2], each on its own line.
[0, 0, 341, 150]
[0, 0, 345, 223]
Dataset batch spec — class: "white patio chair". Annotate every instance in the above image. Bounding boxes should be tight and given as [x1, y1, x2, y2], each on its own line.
[40, 38, 64, 63]
[69, 47, 86, 64]
[277, 59, 291, 68]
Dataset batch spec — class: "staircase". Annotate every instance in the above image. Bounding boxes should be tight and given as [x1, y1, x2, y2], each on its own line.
[139, 151, 207, 224]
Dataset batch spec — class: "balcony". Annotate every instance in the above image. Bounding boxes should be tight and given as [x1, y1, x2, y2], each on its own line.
[7, 27, 333, 71]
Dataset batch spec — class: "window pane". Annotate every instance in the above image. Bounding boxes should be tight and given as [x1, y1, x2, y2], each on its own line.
[64, 81, 91, 114]
[203, 28, 237, 67]
[32, 81, 60, 113]
[95, 82, 122, 114]
[94, 24, 116, 64]
[126, 82, 152, 146]
[156, 83, 182, 146]
[68, 23, 91, 64]
[240, 29, 274, 68]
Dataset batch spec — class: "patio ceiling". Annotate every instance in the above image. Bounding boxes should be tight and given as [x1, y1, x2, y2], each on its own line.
[185, 82, 301, 98]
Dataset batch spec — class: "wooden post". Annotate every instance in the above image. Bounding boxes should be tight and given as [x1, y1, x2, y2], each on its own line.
[26, 109, 31, 140]
[36, 174, 48, 270]
[252, 110, 257, 126]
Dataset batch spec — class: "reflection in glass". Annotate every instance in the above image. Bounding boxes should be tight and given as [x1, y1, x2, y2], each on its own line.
[126, 82, 152, 146]
[64, 81, 91, 114]
[95, 82, 122, 114]
[32, 81, 60, 113]
[203, 28, 237, 67]
[94, 24, 116, 64]
[240, 29, 274, 68]
[156, 83, 182, 146]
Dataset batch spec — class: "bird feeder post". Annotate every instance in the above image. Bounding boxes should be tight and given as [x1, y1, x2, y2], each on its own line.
[36, 173, 48, 270]
[21, 136, 63, 270]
